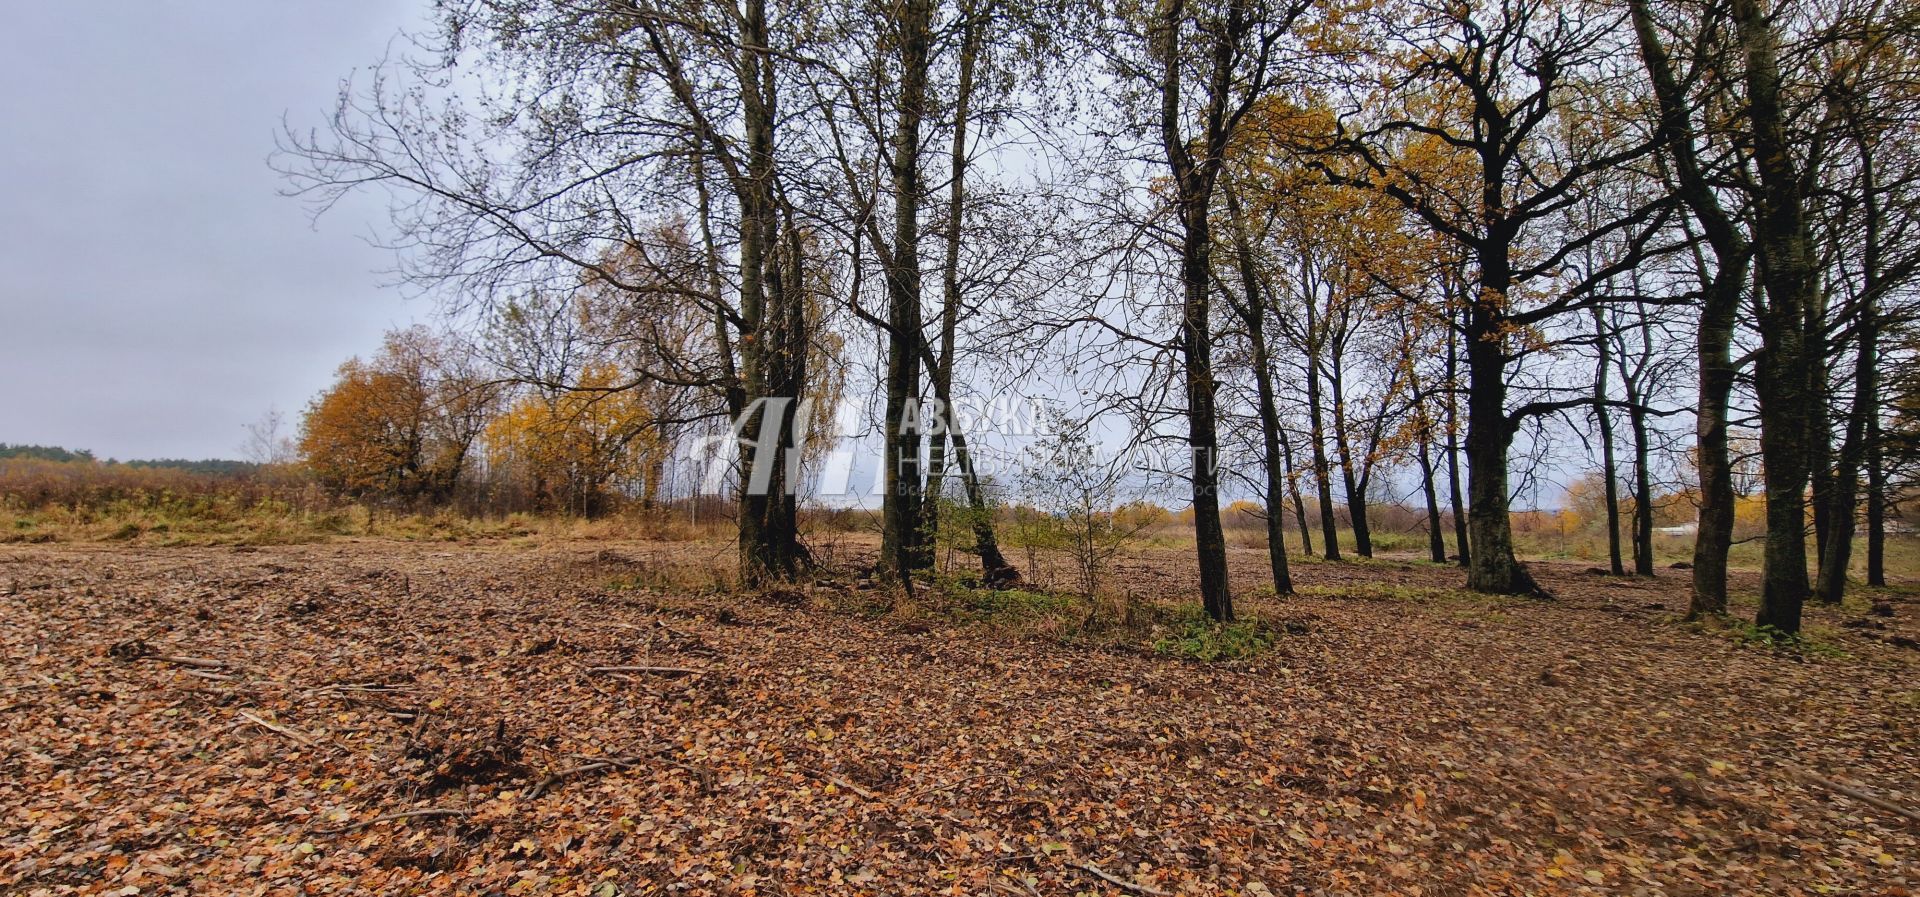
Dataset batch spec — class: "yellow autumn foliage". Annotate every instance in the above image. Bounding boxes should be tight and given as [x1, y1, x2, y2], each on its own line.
[485, 362, 664, 514]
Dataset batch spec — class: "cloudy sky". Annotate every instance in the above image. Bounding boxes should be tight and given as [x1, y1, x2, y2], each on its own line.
[0, 2, 427, 460]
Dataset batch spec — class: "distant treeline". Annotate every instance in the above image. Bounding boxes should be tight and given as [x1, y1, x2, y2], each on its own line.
[0, 445, 308, 519]
[120, 458, 261, 476]
[0, 444, 96, 464]
[0, 443, 261, 476]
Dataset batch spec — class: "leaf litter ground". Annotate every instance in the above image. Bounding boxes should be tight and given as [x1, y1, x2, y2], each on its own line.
[2, 539, 1916, 895]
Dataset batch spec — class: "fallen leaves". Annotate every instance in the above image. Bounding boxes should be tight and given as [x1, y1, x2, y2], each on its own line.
[0, 538, 1914, 895]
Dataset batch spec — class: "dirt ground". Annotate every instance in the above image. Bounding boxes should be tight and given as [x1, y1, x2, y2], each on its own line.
[3, 538, 1916, 896]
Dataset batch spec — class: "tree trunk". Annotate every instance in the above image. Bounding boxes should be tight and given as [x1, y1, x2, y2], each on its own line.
[1808, 289, 1834, 564]
[1593, 308, 1624, 575]
[1814, 310, 1872, 605]
[1815, 136, 1883, 604]
[1446, 297, 1471, 566]
[1180, 218, 1233, 620]
[1463, 330, 1532, 594]
[1628, 400, 1655, 577]
[1463, 244, 1540, 596]
[1862, 139, 1889, 590]
[1251, 326, 1295, 596]
[1223, 180, 1293, 596]
[1735, 0, 1816, 634]
[1176, 227, 1233, 618]
[1281, 422, 1313, 557]
[879, 0, 935, 577]
[1628, 0, 1745, 617]
[1617, 297, 1657, 576]
[1692, 272, 1740, 615]
[1155, 0, 1234, 622]
[725, 0, 807, 586]
[918, 0, 979, 554]
[1404, 362, 1448, 565]
[1304, 296, 1341, 560]
[1866, 395, 1881, 591]
[1418, 434, 1447, 564]
[930, 371, 1019, 586]
[1867, 408, 1886, 587]
[1329, 351, 1372, 557]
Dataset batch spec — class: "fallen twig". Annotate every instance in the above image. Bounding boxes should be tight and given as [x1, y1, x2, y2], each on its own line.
[315, 682, 413, 694]
[156, 654, 233, 670]
[912, 758, 1072, 802]
[405, 710, 431, 745]
[531, 749, 709, 798]
[828, 775, 877, 800]
[529, 761, 619, 798]
[804, 767, 878, 799]
[585, 665, 701, 677]
[558, 749, 714, 793]
[1079, 862, 1169, 897]
[1794, 768, 1920, 825]
[315, 808, 470, 835]
[237, 711, 318, 747]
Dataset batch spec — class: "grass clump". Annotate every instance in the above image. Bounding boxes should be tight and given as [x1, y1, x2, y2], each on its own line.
[605, 564, 736, 597]
[945, 586, 1075, 623]
[1729, 621, 1797, 649]
[1691, 617, 1851, 659]
[1152, 606, 1279, 662]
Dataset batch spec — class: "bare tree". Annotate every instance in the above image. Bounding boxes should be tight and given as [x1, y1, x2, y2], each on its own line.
[1312, 0, 1667, 595]
[278, 0, 825, 584]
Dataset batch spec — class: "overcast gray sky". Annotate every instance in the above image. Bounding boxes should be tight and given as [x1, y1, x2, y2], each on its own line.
[0, 2, 427, 460]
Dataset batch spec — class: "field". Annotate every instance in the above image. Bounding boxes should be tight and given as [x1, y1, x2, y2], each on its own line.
[4, 535, 1917, 896]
